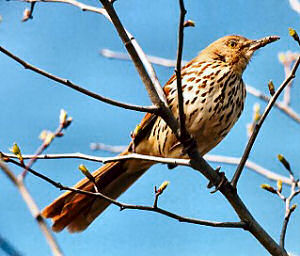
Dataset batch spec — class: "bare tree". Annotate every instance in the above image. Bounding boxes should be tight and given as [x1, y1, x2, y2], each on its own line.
[0, 1, 299, 256]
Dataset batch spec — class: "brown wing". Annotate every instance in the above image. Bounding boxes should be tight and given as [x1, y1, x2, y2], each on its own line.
[129, 73, 177, 150]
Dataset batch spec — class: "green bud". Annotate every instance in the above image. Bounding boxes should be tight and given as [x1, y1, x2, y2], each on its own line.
[268, 80, 275, 96]
[277, 154, 292, 174]
[288, 28, 300, 44]
[260, 184, 277, 194]
[59, 109, 67, 125]
[290, 204, 297, 213]
[157, 181, 170, 194]
[253, 103, 261, 122]
[10, 143, 20, 156]
[79, 164, 94, 181]
[277, 180, 283, 193]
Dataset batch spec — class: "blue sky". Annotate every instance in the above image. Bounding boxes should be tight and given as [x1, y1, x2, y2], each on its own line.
[0, 0, 300, 255]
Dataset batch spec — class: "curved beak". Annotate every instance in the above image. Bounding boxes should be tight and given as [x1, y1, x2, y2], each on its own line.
[249, 35, 280, 51]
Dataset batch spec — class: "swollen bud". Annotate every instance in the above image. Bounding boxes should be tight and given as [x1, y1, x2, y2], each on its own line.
[59, 109, 72, 128]
[253, 103, 261, 122]
[79, 164, 94, 181]
[157, 181, 170, 195]
[64, 117, 73, 129]
[260, 184, 277, 194]
[184, 20, 195, 27]
[22, 8, 31, 22]
[59, 109, 67, 125]
[10, 143, 21, 156]
[278, 53, 286, 64]
[277, 180, 283, 193]
[45, 132, 55, 146]
[290, 204, 297, 213]
[10, 143, 23, 161]
[277, 154, 292, 173]
[288, 28, 300, 43]
[268, 80, 275, 96]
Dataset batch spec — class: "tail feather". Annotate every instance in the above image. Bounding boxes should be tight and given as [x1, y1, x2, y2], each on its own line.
[42, 150, 153, 232]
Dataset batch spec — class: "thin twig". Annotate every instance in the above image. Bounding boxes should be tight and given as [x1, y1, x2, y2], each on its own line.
[0, 46, 158, 114]
[90, 141, 298, 186]
[4, 158, 245, 229]
[245, 85, 300, 123]
[21, 116, 66, 179]
[6, 0, 289, 254]
[175, 0, 187, 138]
[2, 152, 191, 167]
[17, 0, 179, 131]
[279, 177, 300, 248]
[231, 56, 300, 188]
[3, 152, 297, 187]
[23, 0, 108, 15]
[90, 142, 127, 153]
[100, 49, 185, 67]
[0, 161, 63, 256]
[8, 150, 286, 254]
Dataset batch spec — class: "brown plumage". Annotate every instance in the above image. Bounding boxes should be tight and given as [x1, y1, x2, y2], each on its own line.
[42, 35, 279, 232]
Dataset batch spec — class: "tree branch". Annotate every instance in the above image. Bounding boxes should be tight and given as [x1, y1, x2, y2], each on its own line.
[0, 161, 63, 256]
[98, 0, 180, 135]
[0, 46, 158, 114]
[0, 234, 23, 256]
[4, 151, 297, 187]
[3, 158, 245, 229]
[231, 56, 300, 188]
[92, 1, 289, 251]
[279, 178, 300, 248]
[21, 0, 180, 133]
[245, 85, 300, 123]
[21, 110, 70, 179]
[4, 0, 290, 254]
[175, 0, 187, 138]
[100, 49, 183, 67]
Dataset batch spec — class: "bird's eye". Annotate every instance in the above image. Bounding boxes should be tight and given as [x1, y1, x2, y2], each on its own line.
[228, 41, 237, 48]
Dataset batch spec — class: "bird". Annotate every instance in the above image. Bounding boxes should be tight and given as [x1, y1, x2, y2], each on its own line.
[42, 35, 279, 232]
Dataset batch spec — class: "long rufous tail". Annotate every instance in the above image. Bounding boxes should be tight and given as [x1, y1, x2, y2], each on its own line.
[42, 149, 152, 233]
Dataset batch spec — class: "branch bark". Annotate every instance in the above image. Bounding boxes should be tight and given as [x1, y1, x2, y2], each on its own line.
[175, 0, 187, 138]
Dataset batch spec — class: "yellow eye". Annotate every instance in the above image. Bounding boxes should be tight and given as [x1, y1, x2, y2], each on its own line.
[228, 41, 237, 48]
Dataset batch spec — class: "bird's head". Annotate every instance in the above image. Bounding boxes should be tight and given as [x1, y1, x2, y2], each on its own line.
[199, 35, 280, 75]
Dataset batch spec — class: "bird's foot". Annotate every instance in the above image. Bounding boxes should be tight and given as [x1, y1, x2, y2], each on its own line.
[207, 166, 226, 193]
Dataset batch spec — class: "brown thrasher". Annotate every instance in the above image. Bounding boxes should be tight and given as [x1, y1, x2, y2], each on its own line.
[42, 35, 279, 232]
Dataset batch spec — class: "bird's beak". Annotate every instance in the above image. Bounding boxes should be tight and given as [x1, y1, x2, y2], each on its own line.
[249, 36, 280, 51]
